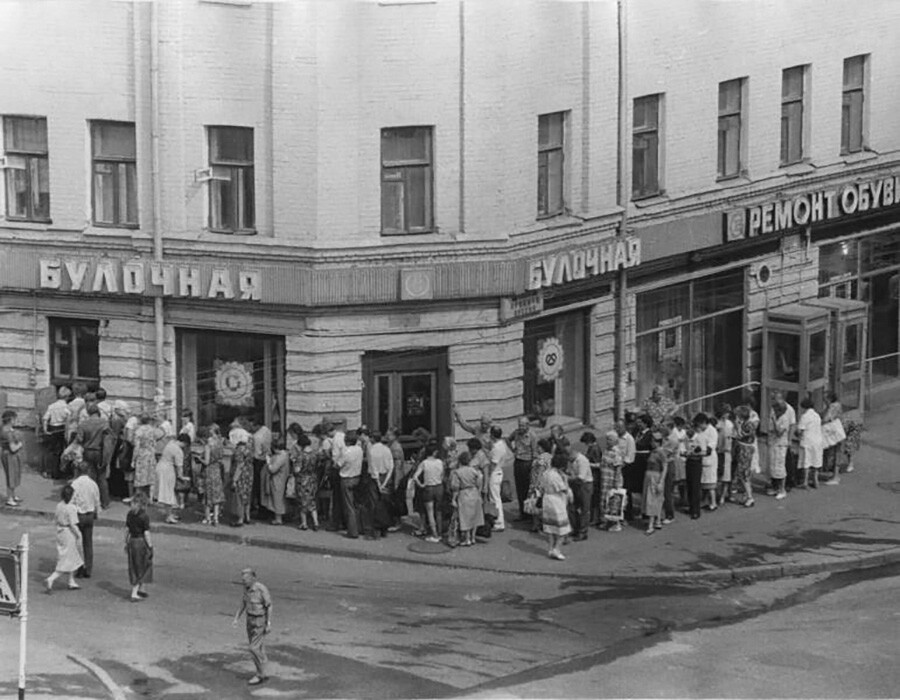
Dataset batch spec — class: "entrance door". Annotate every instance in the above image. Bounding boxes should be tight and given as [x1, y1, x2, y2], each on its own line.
[864, 271, 900, 383]
[364, 349, 450, 454]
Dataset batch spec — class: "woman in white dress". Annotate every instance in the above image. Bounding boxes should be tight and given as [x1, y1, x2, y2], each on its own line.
[540, 453, 573, 561]
[45, 484, 84, 592]
[156, 435, 190, 524]
[796, 395, 824, 489]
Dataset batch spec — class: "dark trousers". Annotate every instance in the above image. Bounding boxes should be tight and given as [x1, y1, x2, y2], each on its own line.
[340, 476, 360, 538]
[252, 459, 266, 511]
[45, 428, 67, 479]
[663, 467, 676, 520]
[77, 512, 95, 576]
[570, 479, 592, 536]
[513, 459, 532, 516]
[590, 467, 602, 522]
[246, 615, 268, 678]
[83, 449, 110, 510]
[328, 469, 344, 530]
[686, 456, 703, 519]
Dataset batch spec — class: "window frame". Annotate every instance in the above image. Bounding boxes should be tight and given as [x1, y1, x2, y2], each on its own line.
[841, 54, 868, 155]
[2, 115, 51, 223]
[91, 120, 138, 228]
[717, 78, 746, 180]
[207, 125, 256, 235]
[537, 111, 567, 218]
[48, 318, 100, 389]
[780, 65, 807, 166]
[380, 125, 434, 236]
[632, 94, 663, 200]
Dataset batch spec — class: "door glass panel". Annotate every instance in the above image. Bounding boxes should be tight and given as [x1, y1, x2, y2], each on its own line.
[863, 271, 900, 382]
[375, 374, 391, 434]
[843, 323, 861, 371]
[841, 378, 861, 410]
[400, 373, 434, 436]
[809, 330, 827, 381]
[769, 331, 800, 383]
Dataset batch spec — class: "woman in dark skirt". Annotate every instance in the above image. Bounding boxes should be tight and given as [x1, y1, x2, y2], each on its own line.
[125, 492, 153, 602]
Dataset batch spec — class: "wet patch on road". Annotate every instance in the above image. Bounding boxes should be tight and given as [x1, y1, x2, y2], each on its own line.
[0, 671, 105, 699]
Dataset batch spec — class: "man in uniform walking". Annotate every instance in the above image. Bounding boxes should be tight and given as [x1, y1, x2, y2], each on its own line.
[233, 568, 272, 685]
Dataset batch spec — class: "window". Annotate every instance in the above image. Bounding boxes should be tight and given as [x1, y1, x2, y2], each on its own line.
[49, 318, 100, 388]
[841, 55, 867, 154]
[781, 65, 807, 165]
[381, 126, 433, 234]
[633, 94, 661, 198]
[91, 121, 137, 227]
[208, 126, 255, 233]
[537, 112, 566, 217]
[2, 116, 50, 221]
[718, 79, 745, 179]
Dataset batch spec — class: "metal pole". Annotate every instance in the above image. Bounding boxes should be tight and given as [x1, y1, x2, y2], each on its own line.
[18, 532, 28, 700]
[613, 0, 629, 420]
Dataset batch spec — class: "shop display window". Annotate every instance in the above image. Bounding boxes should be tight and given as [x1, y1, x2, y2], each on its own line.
[636, 269, 745, 412]
[177, 329, 284, 436]
[523, 310, 588, 427]
[49, 318, 100, 389]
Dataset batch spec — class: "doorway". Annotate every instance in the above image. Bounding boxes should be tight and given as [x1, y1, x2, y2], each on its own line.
[363, 349, 450, 453]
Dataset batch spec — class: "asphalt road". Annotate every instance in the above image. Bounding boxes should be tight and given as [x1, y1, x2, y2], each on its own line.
[0, 514, 897, 699]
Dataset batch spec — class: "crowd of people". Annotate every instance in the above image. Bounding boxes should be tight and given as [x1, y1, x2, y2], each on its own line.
[3, 380, 868, 582]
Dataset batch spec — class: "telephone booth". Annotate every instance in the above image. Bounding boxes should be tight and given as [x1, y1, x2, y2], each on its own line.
[805, 297, 868, 416]
[761, 304, 831, 429]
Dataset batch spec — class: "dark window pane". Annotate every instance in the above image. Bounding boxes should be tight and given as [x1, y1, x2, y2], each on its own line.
[546, 149, 564, 214]
[400, 373, 433, 435]
[633, 95, 658, 129]
[123, 162, 138, 224]
[405, 166, 431, 229]
[381, 179, 404, 232]
[782, 66, 804, 100]
[210, 127, 253, 163]
[93, 163, 116, 224]
[538, 112, 564, 149]
[239, 167, 255, 229]
[693, 269, 745, 316]
[636, 283, 690, 333]
[843, 56, 865, 89]
[93, 122, 136, 159]
[819, 241, 859, 284]
[382, 127, 430, 163]
[718, 79, 741, 114]
[210, 177, 234, 231]
[4, 117, 48, 152]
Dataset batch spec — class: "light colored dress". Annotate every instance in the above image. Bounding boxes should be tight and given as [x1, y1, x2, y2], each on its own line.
[155, 440, 183, 507]
[132, 424, 159, 489]
[642, 449, 666, 518]
[54, 501, 83, 573]
[540, 468, 572, 536]
[450, 464, 484, 531]
[263, 451, 289, 516]
[798, 408, 824, 469]
[203, 438, 226, 506]
[0, 423, 22, 491]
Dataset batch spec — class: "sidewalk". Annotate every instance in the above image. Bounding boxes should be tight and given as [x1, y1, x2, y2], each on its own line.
[4, 405, 900, 583]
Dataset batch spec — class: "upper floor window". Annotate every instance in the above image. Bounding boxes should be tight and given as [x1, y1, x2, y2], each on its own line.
[2, 116, 50, 222]
[841, 55, 868, 154]
[781, 65, 808, 165]
[49, 318, 100, 389]
[208, 126, 255, 233]
[718, 78, 745, 179]
[92, 121, 138, 227]
[633, 94, 662, 198]
[381, 126, 433, 235]
[537, 112, 566, 217]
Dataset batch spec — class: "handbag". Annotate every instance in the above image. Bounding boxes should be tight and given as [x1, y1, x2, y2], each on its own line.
[822, 419, 847, 448]
[523, 494, 542, 516]
[500, 479, 514, 503]
[603, 488, 627, 522]
[483, 498, 499, 520]
[9, 440, 22, 454]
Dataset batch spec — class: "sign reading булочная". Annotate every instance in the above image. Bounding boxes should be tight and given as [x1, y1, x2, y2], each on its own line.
[526, 236, 641, 291]
[724, 173, 900, 242]
[38, 258, 262, 300]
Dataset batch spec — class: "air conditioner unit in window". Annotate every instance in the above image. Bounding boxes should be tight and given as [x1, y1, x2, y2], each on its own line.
[749, 262, 777, 288]
[193, 165, 231, 183]
[0, 155, 27, 170]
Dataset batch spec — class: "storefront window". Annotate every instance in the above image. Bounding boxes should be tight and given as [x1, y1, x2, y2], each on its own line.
[49, 318, 100, 389]
[636, 269, 745, 414]
[808, 330, 827, 381]
[177, 329, 284, 436]
[524, 310, 588, 426]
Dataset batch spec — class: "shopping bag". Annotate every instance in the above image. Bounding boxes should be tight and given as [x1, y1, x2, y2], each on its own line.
[603, 488, 627, 522]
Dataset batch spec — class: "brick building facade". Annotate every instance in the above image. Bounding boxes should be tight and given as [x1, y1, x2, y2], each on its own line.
[1, 0, 899, 446]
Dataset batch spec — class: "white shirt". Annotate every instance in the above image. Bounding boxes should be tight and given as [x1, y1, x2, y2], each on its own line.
[330, 431, 347, 466]
[252, 426, 272, 459]
[179, 421, 196, 443]
[489, 439, 512, 473]
[43, 399, 70, 428]
[124, 415, 139, 442]
[700, 425, 719, 470]
[771, 404, 796, 447]
[368, 442, 394, 477]
[97, 400, 113, 420]
[71, 474, 102, 515]
[339, 443, 363, 478]
[797, 408, 823, 449]
[618, 433, 636, 463]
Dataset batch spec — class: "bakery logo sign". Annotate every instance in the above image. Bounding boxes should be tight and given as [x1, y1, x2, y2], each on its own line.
[38, 258, 262, 301]
[527, 236, 641, 291]
[725, 174, 900, 242]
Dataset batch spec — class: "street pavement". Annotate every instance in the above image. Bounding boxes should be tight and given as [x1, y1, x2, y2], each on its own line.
[4, 401, 900, 581]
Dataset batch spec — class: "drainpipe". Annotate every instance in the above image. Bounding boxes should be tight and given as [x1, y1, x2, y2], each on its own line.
[150, 1, 166, 412]
[613, 0, 629, 421]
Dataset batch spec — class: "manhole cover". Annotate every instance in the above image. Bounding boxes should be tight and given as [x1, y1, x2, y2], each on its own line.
[876, 481, 900, 494]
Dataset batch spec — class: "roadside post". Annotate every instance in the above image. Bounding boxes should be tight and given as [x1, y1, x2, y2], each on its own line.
[0, 533, 28, 699]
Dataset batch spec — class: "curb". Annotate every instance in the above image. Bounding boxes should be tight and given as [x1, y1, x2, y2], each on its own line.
[67, 653, 126, 700]
[4, 503, 900, 585]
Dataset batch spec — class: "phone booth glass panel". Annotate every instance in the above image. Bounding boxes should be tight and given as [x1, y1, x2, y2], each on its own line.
[761, 304, 831, 429]
[805, 297, 869, 415]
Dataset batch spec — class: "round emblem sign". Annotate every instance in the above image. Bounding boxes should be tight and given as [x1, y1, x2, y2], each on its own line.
[215, 361, 255, 407]
[537, 337, 564, 383]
